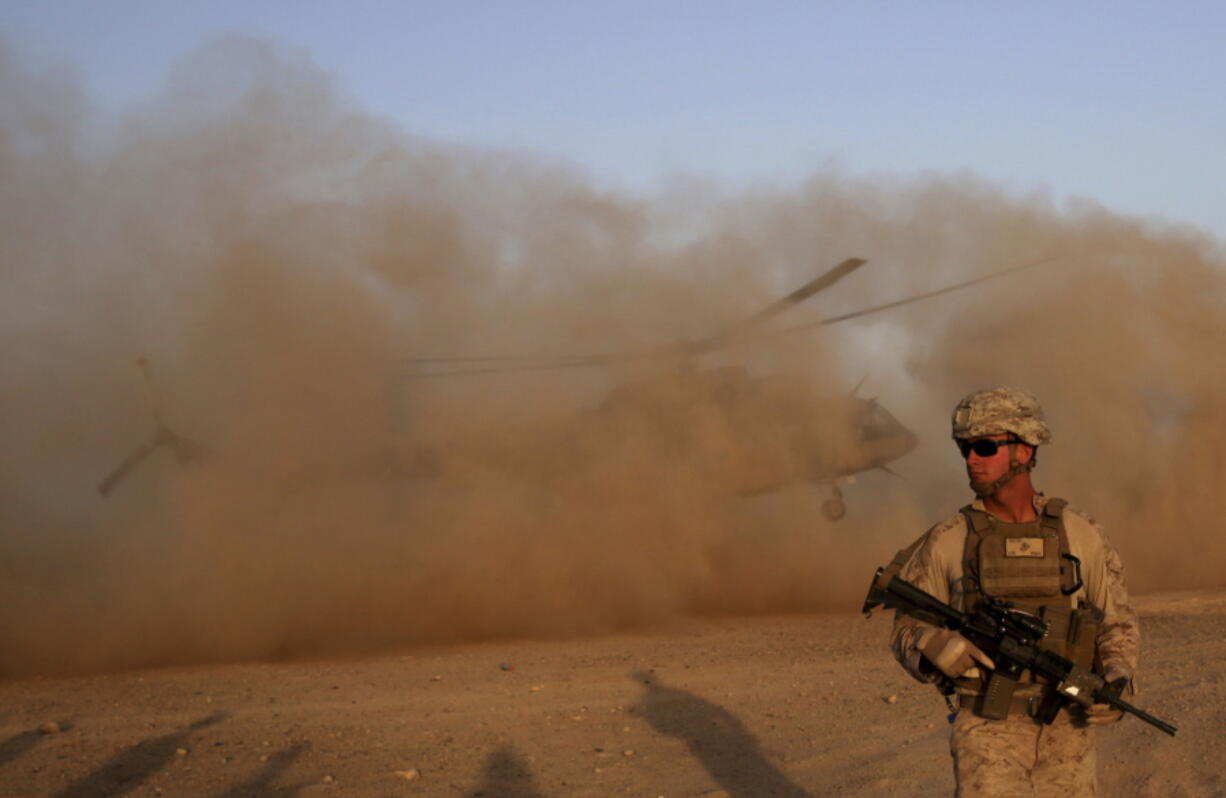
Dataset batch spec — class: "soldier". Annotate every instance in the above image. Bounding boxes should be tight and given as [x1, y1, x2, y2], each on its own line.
[889, 387, 1138, 796]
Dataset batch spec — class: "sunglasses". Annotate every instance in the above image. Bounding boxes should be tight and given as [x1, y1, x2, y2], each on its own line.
[957, 438, 1019, 458]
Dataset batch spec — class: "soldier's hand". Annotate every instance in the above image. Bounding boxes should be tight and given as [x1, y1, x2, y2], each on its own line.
[917, 628, 996, 680]
[1084, 702, 1124, 725]
[1086, 666, 1130, 725]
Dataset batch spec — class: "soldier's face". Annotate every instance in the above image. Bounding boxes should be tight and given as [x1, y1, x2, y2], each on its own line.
[963, 434, 1029, 483]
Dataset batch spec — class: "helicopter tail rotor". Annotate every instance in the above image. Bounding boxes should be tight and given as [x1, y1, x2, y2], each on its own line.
[97, 439, 160, 496]
[97, 358, 208, 496]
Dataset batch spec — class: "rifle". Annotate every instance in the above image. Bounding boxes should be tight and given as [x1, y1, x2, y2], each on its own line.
[863, 566, 1177, 736]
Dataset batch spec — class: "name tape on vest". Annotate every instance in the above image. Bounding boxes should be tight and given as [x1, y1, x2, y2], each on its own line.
[1004, 537, 1046, 558]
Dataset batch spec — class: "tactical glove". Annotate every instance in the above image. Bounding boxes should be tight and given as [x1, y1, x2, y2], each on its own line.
[1085, 666, 1130, 725]
[917, 627, 996, 680]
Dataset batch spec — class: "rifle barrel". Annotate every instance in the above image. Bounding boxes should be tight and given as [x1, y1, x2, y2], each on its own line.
[1108, 694, 1178, 736]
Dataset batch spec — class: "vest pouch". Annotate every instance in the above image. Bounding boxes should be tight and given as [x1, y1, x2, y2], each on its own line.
[1068, 602, 1104, 669]
[1038, 604, 1072, 659]
[978, 671, 1020, 720]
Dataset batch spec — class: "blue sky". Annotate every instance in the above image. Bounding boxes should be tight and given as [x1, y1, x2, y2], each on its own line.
[4, 1, 1224, 239]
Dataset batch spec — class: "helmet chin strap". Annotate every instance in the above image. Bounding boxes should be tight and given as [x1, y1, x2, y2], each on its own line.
[969, 443, 1034, 498]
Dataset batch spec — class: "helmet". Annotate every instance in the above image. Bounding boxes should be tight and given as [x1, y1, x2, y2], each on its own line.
[951, 387, 1051, 446]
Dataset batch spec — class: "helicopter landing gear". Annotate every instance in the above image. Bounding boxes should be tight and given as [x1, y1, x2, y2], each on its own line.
[821, 485, 847, 521]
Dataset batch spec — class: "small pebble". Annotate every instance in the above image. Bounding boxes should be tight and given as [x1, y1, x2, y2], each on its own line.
[175, 748, 188, 757]
[322, 774, 335, 783]
[430, 675, 443, 682]
[886, 695, 899, 705]
[394, 768, 420, 781]
[623, 749, 635, 757]
[38, 722, 61, 735]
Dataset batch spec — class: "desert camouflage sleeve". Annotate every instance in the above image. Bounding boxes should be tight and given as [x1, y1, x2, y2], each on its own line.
[1072, 510, 1140, 683]
[887, 515, 963, 683]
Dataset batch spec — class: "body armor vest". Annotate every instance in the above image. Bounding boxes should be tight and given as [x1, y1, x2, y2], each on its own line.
[957, 498, 1104, 719]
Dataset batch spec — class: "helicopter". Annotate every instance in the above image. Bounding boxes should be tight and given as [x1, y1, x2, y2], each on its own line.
[391, 256, 1047, 519]
[97, 257, 1045, 520]
[563, 363, 916, 521]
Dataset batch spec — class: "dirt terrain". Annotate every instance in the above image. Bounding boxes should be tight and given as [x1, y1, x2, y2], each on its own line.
[1, 589, 1220, 798]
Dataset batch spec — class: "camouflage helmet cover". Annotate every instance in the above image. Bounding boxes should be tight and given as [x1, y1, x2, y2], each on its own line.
[951, 387, 1052, 446]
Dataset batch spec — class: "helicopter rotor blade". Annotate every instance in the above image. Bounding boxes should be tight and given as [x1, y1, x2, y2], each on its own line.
[402, 258, 869, 375]
[687, 257, 867, 355]
[773, 255, 1058, 335]
[401, 255, 1048, 379]
[732, 256, 867, 328]
[97, 438, 160, 496]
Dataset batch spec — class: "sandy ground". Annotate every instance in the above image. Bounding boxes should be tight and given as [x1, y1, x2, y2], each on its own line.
[1, 590, 1222, 798]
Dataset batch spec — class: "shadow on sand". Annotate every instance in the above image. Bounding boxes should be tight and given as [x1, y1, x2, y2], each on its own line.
[212, 742, 310, 798]
[632, 670, 810, 798]
[0, 728, 47, 768]
[466, 744, 547, 798]
[54, 712, 228, 798]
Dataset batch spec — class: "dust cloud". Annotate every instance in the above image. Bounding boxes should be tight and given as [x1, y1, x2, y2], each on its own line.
[1, 37, 1223, 675]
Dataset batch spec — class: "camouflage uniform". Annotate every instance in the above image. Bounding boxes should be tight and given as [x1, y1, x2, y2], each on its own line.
[950, 708, 1094, 797]
[888, 388, 1139, 797]
[890, 495, 1138, 796]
